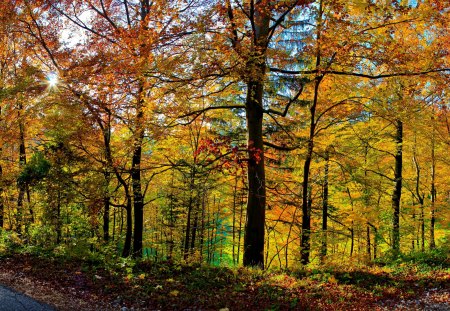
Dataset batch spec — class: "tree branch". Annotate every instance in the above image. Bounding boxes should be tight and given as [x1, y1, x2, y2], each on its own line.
[263, 141, 299, 151]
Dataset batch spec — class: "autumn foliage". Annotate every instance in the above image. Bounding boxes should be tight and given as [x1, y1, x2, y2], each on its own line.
[0, 0, 448, 273]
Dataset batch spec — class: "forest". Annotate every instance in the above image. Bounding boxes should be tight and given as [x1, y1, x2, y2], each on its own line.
[0, 0, 449, 310]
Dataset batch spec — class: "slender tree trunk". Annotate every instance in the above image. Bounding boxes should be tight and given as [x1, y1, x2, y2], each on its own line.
[0, 104, 3, 229]
[103, 195, 110, 242]
[392, 119, 403, 253]
[122, 199, 133, 257]
[17, 102, 26, 234]
[320, 149, 329, 262]
[112, 206, 116, 241]
[56, 190, 61, 244]
[232, 178, 237, 265]
[412, 209, 416, 251]
[237, 188, 244, 265]
[420, 203, 425, 252]
[199, 191, 206, 262]
[301, 1, 323, 265]
[350, 226, 354, 257]
[0, 159, 3, 229]
[190, 201, 199, 254]
[99, 111, 132, 257]
[430, 120, 436, 249]
[184, 171, 195, 260]
[131, 83, 145, 258]
[413, 136, 425, 252]
[373, 226, 378, 259]
[103, 116, 112, 242]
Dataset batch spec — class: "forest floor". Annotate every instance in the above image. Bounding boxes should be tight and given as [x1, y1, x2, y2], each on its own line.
[0, 254, 448, 310]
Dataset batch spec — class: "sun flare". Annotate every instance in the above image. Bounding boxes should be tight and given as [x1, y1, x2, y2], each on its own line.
[47, 73, 58, 88]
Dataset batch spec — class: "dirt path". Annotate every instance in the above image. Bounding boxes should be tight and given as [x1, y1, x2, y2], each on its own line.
[379, 288, 450, 310]
[0, 284, 54, 311]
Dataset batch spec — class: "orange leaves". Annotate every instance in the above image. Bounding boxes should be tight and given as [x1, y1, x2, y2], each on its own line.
[193, 137, 247, 173]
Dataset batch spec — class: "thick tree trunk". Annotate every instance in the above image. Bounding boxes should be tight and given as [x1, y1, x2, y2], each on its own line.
[392, 119, 403, 253]
[131, 0, 150, 259]
[243, 79, 266, 268]
[242, 1, 270, 268]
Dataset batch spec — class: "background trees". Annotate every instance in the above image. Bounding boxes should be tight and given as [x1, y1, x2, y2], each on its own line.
[0, 0, 448, 268]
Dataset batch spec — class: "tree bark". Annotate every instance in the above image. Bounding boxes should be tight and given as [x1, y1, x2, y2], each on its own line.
[0, 104, 3, 229]
[301, 0, 323, 265]
[430, 118, 436, 250]
[17, 102, 26, 234]
[132, 83, 145, 258]
[392, 119, 403, 253]
[320, 149, 329, 262]
[242, 3, 270, 267]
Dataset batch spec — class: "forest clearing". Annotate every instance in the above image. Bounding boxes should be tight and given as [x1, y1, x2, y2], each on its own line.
[0, 0, 449, 310]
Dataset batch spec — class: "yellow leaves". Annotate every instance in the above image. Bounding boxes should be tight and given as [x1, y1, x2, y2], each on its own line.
[169, 290, 179, 297]
[328, 275, 338, 284]
[138, 273, 146, 280]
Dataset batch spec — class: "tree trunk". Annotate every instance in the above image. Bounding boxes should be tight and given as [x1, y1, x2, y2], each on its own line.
[17, 102, 26, 234]
[132, 84, 145, 258]
[0, 105, 5, 229]
[392, 119, 403, 253]
[184, 171, 195, 260]
[190, 201, 199, 254]
[199, 190, 206, 262]
[103, 117, 112, 242]
[232, 178, 237, 265]
[413, 136, 425, 252]
[243, 78, 266, 268]
[56, 190, 61, 244]
[0, 104, 3, 229]
[320, 149, 329, 262]
[0, 160, 3, 229]
[122, 197, 133, 257]
[301, 0, 323, 265]
[242, 2, 270, 269]
[366, 225, 371, 261]
[237, 188, 244, 265]
[430, 121, 436, 250]
[131, 0, 151, 259]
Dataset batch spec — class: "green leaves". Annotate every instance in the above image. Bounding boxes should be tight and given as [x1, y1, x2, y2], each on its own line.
[17, 152, 51, 186]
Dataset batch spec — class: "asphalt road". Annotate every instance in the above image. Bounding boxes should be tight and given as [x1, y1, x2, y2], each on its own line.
[0, 285, 54, 311]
